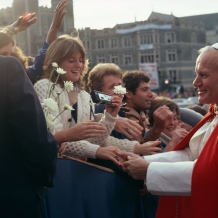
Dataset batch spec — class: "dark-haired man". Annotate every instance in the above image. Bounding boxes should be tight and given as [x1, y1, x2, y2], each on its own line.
[121, 71, 153, 142]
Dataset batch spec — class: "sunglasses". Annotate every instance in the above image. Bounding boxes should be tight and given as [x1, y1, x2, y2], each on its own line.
[211, 43, 218, 49]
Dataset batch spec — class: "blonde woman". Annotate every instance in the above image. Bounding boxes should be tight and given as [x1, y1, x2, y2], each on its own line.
[34, 35, 134, 163]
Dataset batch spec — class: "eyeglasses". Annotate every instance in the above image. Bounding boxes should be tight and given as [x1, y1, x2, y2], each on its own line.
[211, 43, 218, 50]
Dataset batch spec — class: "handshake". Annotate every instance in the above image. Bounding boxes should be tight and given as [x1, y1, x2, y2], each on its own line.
[108, 149, 150, 180]
[95, 146, 152, 181]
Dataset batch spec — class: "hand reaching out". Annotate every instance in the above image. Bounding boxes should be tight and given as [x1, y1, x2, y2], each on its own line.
[164, 127, 189, 152]
[171, 127, 188, 144]
[114, 117, 143, 139]
[54, 120, 106, 144]
[95, 146, 124, 165]
[134, 141, 161, 155]
[10, 13, 37, 34]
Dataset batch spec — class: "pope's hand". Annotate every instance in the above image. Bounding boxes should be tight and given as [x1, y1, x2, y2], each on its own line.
[122, 152, 150, 180]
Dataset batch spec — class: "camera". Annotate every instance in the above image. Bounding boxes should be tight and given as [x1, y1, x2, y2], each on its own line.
[90, 90, 112, 105]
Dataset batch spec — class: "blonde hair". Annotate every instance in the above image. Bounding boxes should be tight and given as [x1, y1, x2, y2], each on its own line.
[42, 34, 88, 89]
[0, 32, 28, 70]
[12, 46, 28, 70]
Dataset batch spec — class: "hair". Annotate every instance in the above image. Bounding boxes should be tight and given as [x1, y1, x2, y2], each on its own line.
[42, 34, 88, 89]
[12, 46, 28, 70]
[123, 71, 150, 94]
[87, 63, 123, 91]
[186, 104, 207, 116]
[148, 96, 180, 127]
[0, 31, 28, 70]
[198, 45, 218, 68]
[0, 31, 15, 49]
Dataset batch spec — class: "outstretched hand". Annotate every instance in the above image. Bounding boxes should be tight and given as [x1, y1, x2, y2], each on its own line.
[54, 120, 106, 144]
[12, 13, 37, 33]
[95, 146, 124, 165]
[114, 117, 143, 139]
[69, 120, 107, 140]
[134, 140, 161, 155]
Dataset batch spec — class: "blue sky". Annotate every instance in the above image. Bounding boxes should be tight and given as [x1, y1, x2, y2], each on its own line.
[0, 0, 217, 29]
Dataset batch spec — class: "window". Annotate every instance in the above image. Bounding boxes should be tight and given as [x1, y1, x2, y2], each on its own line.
[168, 69, 177, 82]
[166, 32, 176, 43]
[97, 55, 105, 63]
[97, 39, 104, 49]
[110, 54, 119, 65]
[192, 49, 197, 61]
[191, 32, 196, 43]
[140, 34, 153, 44]
[83, 40, 90, 50]
[110, 38, 118, 48]
[123, 53, 132, 65]
[140, 50, 159, 63]
[155, 34, 159, 43]
[123, 37, 131, 47]
[167, 50, 176, 62]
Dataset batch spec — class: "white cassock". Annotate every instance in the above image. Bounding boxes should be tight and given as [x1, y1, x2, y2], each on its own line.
[144, 116, 218, 196]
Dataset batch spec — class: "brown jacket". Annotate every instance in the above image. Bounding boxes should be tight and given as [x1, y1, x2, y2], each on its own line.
[121, 103, 148, 143]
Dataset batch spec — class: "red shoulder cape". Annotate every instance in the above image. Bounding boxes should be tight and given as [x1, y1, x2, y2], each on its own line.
[155, 104, 218, 218]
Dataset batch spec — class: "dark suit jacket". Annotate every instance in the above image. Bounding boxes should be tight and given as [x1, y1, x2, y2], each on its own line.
[0, 56, 57, 218]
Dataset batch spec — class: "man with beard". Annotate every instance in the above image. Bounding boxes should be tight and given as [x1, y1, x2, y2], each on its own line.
[121, 44, 218, 218]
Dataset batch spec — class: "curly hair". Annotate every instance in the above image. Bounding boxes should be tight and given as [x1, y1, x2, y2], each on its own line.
[42, 34, 88, 89]
[12, 46, 28, 70]
[148, 96, 180, 127]
[87, 63, 123, 91]
[123, 71, 150, 94]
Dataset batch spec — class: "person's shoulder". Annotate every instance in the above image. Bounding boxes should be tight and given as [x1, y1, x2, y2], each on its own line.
[0, 56, 27, 82]
[0, 56, 24, 72]
[34, 78, 49, 87]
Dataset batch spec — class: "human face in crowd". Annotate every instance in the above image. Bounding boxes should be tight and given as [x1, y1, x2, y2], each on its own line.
[163, 110, 179, 137]
[0, 42, 13, 56]
[128, 81, 153, 110]
[101, 75, 122, 95]
[193, 49, 218, 105]
[59, 52, 83, 83]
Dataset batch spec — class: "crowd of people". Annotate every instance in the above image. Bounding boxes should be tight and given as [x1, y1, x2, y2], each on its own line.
[1, 0, 218, 217]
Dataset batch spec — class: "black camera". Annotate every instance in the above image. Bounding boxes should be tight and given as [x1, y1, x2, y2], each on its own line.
[90, 90, 112, 105]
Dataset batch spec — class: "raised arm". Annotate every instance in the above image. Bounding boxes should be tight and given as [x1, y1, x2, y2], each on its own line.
[46, 0, 67, 44]
[3, 13, 37, 36]
[27, 0, 67, 83]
